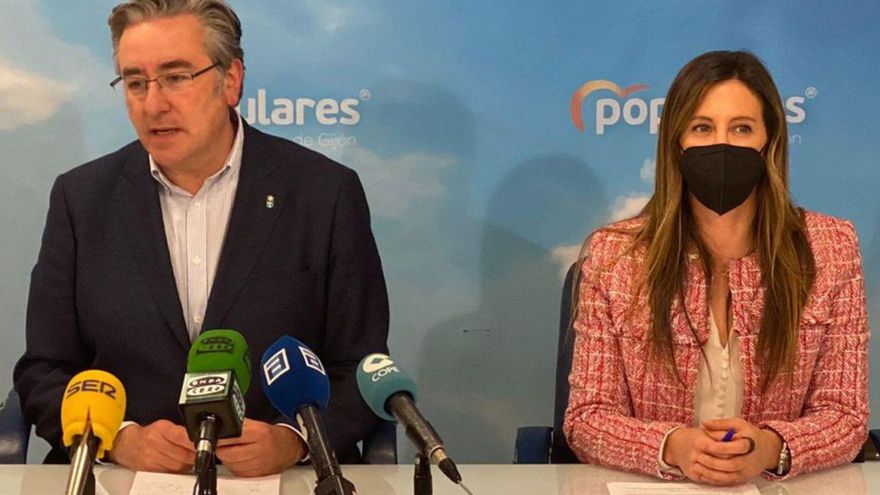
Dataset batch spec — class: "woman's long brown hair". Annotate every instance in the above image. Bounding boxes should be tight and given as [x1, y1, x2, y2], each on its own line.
[573, 51, 815, 391]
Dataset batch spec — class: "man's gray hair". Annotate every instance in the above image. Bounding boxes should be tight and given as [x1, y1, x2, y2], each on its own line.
[109, 0, 244, 71]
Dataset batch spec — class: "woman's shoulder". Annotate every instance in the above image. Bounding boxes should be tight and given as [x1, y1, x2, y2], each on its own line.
[582, 216, 646, 268]
[802, 209, 859, 253]
[588, 216, 643, 248]
[802, 210, 863, 279]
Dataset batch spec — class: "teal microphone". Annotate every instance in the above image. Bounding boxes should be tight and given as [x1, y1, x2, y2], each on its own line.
[357, 353, 463, 484]
[179, 329, 251, 476]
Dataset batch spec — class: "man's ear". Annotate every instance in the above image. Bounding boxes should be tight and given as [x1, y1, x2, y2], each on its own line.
[223, 58, 244, 107]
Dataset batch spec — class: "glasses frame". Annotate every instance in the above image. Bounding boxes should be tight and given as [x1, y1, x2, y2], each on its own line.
[109, 62, 220, 97]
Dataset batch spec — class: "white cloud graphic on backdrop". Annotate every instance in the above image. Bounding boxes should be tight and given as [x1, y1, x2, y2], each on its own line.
[0, 1, 118, 141]
[610, 156, 654, 221]
[640, 158, 655, 182]
[548, 156, 655, 280]
[0, 59, 75, 131]
[302, 0, 360, 33]
[0, 3, 109, 83]
[609, 193, 650, 222]
[550, 244, 582, 281]
[340, 146, 457, 218]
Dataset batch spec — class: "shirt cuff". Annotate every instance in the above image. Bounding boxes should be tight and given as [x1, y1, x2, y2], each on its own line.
[276, 418, 310, 463]
[96, 421, 139, 465]
[657, 426, 684, 477]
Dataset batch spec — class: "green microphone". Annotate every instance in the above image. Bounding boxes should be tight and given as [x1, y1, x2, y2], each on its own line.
[178, 329, 251, 477]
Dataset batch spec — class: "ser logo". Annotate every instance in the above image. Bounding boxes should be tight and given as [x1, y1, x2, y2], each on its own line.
[65, 379, 118, 399]
[570, 79, 812, 136]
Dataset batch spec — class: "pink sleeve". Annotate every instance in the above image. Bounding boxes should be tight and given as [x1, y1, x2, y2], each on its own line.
[562, 233, 683, 479]
[761, 221, 869, 479]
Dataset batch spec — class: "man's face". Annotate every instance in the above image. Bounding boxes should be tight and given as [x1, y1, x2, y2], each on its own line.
[116, 15, 242, 171]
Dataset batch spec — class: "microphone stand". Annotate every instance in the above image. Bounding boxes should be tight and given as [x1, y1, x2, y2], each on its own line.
[414, 451, 432, 495]
[299, 407, 356, 495]
[66, 421, 100, 495]
[197, 456, 217, 495]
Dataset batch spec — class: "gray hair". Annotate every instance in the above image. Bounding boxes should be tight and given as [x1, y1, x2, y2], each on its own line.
[109, 0, 244, 71]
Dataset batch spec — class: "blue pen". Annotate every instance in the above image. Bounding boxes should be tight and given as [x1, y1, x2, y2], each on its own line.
[721, 428, 736, 442]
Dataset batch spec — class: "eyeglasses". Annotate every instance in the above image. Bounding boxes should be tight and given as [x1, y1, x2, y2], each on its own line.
[110, 62, 220, 98]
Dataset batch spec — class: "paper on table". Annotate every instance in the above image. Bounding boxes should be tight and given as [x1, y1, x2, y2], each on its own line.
[129, 471, 281, 495]
[0, 472, 22, 495]
[607, 482, 760, 495]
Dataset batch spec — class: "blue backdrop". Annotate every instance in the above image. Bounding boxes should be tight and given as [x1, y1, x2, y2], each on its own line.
[1, 0, 878, 463]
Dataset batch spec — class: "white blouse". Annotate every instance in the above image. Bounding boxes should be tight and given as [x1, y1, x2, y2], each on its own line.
[658, 309, 745, 473]
[693, 309, 744, 424]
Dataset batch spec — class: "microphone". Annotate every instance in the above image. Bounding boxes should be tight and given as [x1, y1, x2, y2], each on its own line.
[261, 336, 355, 495]
[178, 329, 251, 476]
[356, 353, 463, 484]
[61, 370, 127, 495]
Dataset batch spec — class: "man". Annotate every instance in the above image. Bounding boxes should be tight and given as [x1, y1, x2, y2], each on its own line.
[13, 0, 389, 477]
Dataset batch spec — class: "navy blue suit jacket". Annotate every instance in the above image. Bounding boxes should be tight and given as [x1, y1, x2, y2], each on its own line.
[14, 123, 389, 463]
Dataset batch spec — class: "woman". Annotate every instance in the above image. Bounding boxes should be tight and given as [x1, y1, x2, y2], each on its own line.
[563, 51, 868, 485]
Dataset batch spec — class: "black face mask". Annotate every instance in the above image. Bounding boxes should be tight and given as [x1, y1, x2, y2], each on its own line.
[678, 143, 766, 215]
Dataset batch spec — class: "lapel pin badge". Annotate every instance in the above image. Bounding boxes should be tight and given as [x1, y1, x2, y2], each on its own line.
[265, 195, 275, 209]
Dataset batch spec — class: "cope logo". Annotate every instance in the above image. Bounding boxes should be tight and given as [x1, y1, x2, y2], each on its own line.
[65, 379, 118, 399]
[362, 353, 400, 382]
[186, 374, 228, 397]
[570, 79, 812, 136]
[194, 336, 234, 355]
[263, 348, 290, 385]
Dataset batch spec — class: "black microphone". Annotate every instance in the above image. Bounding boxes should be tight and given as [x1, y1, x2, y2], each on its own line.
[261, 336, 356, 495]
[178, 329, 251, 476]
[356, 353, 463, 484]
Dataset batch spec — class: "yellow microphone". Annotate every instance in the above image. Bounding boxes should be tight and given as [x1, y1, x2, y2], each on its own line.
[60, 370, 126, 495]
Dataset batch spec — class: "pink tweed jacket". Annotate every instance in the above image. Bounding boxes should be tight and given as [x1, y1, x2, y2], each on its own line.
[563, 211, 869, 480]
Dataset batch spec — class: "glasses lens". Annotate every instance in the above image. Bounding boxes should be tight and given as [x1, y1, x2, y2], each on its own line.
[124, 78, 147, 97]
[161, 74, 192, 91]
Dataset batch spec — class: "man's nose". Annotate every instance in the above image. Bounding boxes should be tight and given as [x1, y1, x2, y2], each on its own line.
[141, 83, 171, 115]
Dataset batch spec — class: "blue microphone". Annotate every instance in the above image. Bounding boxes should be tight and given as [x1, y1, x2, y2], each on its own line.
[261, 336, 355, 495]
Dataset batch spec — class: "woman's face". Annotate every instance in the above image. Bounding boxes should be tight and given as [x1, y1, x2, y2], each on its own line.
[679, 79, 768, 152]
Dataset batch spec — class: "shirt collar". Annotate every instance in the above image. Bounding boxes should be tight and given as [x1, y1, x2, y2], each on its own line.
[149, 110, 245, 195]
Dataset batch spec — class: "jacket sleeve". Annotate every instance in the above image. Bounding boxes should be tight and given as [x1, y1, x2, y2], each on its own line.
[13, 175, 88, 452]
[321, 168, 390, 458]
[760, 220, 869, 479]
[563, 231, 683, 479]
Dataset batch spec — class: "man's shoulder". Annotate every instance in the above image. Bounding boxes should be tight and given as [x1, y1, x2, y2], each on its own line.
[244, 126, 357, 184]
[58, 140, 146, 185]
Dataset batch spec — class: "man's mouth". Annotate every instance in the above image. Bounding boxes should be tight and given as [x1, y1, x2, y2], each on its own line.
[151, 127, 181, 136]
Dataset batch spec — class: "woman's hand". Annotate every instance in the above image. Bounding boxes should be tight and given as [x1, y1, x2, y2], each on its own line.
[663, 418, 782, 485]
[702, 418, 784, 481]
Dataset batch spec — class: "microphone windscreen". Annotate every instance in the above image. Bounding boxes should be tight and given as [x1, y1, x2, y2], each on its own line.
[260, 336, 330, 418]
[187, 329, 252, 395]
[356, 353, 417, 421]
[60, 370, 127, 457]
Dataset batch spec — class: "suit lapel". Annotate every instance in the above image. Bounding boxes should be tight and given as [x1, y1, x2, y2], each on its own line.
[203, 125, 285, 330]
[115, 147, 191, 351]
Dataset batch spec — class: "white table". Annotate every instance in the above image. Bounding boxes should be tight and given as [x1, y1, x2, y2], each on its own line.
[1, 463, 879, 494]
